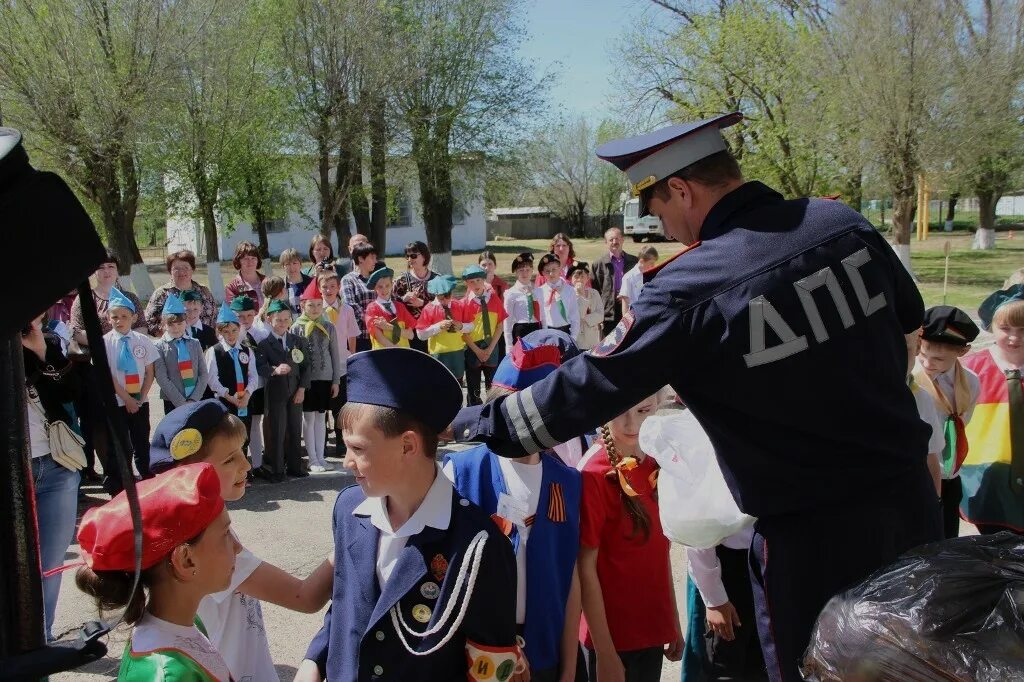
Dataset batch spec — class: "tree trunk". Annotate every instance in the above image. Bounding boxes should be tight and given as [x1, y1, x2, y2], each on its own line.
[974, 189, 997, 250]
[891, 187, 916, 272]
[412, 126, 454, 274]
[945, 194, 958, 222]
[317, 131, 335, 238]
[368, 106, 388, 252]
[349, 147, 370, 239]
[253, 207, 270, 258]
[200, 199, 220, 265]
[841, 169, 863, 213]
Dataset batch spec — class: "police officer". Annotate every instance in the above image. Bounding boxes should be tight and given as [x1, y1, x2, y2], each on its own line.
[453, 113, 942, 681]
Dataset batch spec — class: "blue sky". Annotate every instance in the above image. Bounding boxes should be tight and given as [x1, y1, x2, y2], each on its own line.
[517, 0, 650, 122]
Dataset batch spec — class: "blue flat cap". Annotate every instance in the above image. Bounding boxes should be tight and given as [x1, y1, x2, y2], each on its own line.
[347, 348, 463, 432]
[427, 275, 458, 296]
[596, 113, 741, 216]
[150, 399, 228, 472]
[366, 267, 394, 289]
[979, 284, 1024, 331]
[523, 328, 581, 363]
[461, 265, 486, 280]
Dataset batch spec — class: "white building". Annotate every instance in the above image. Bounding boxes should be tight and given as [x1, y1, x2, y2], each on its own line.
[167, 168, 486, 261]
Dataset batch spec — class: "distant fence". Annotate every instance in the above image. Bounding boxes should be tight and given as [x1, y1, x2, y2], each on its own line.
[487, 214, 623, 241]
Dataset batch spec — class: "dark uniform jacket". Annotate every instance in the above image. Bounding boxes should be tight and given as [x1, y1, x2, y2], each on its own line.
[306, 484, 518, 681]
[255, 332, 311, 398]
[457, 182, 929, 519]
[591, 251, 639, 325]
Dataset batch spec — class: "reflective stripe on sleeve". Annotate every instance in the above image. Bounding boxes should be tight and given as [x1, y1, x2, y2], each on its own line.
[504, 392, 543, 454]
[519, 386, 560, 449]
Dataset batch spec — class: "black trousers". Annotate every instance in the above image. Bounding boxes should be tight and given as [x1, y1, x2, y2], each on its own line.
[465, 363, 495, 406]
[262, 393, 304, 477]
[119, 402, 152, 480]
[749, 467, 941, 682]
[704, 547, 766, 681]
[941, 477, 963, 539]
[355, 336, 372, 353]
[585, 645, 663, 682]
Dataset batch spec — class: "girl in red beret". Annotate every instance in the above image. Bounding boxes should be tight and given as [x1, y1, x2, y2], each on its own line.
[75, 463, 240, 681]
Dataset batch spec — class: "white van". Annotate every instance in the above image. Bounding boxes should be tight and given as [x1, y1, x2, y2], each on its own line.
[622, 196, 665, 242]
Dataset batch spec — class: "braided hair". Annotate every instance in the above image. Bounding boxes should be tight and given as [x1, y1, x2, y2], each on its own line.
[599, 423, 652, 541]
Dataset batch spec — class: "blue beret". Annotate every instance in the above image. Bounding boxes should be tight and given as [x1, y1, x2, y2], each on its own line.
[150, 399, 228, 472]
[979, 284, 1024, 331]
[366, 267, 394, 289]
[108, 287, 136, 313]
[346, 348, 462, 432]
[522, 328, 581, 363]
[427, 275, 458, 296]
[461, 265, 486, 280]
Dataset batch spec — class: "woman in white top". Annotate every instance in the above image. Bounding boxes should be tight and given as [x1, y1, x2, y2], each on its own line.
[537, 253, 580, 340]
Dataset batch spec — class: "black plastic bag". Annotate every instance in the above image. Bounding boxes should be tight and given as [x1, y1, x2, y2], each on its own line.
[802, 532, 1024, 681]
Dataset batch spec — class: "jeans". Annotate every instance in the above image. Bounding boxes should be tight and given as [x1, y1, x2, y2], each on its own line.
[32, 455, 81, 641]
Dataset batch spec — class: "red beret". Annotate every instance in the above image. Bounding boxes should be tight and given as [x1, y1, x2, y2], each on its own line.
[77, 463, 225, 572]
[300, 276, 322, 301]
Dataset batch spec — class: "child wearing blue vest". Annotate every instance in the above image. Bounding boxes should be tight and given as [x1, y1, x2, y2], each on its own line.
[444, 339, 583, 682]
[205, 303, 258, 442]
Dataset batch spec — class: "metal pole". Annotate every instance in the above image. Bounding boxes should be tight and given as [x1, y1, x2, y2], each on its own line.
[0, 332, 45, 658]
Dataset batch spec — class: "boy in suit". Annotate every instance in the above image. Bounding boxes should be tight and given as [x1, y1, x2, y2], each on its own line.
[182, 289, 217, 351]
[298, 348, 519, 682]
[256, 299, 311, 482]
[153, 293, 209, 415]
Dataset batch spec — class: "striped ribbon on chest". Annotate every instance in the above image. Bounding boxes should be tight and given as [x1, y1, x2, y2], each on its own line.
[175, 338, 196, 398]
[229, 347, 247, 417]
[117, 336, 142, 399]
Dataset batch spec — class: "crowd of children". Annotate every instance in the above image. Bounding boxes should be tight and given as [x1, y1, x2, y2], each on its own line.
[27, 230, 1024, 682]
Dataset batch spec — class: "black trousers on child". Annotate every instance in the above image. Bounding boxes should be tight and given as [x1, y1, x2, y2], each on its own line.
[704, 547, 766, 680]
[585, 645, 662, 682]
[119, 402, 152, 480]
[941, 476, 963, 539]
[262, 394, 304, 478]
[465, 363, 496, 406]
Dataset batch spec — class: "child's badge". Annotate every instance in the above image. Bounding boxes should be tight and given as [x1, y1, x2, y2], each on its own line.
[420, 582, 440, 600]
[291, 347, 304, 364]
[411, 604, 432, 623]
[238, 352, 249, 364]
[430, 553, 448, 581]
[131, 344, 147, 359]
[170, 428, 203, 460]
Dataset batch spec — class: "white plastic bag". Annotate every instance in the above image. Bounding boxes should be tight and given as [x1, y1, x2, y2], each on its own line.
[640, 411, 756, 549]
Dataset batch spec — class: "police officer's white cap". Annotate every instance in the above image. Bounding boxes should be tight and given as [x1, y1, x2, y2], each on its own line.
[596, 113, 741, 205]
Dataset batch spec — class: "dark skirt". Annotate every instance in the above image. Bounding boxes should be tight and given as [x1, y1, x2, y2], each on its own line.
[329, 379, 348, 414]
[303, 380, 332, 412]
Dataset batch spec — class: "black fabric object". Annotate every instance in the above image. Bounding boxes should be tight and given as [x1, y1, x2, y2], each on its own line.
[0, 132, 106, 336]
[802, 533, 1024, 681]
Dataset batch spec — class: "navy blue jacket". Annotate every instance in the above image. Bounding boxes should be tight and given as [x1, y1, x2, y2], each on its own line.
[306, 484, 518, 681]
[456, 182, 929, 518]
[444, 447, 580, 672]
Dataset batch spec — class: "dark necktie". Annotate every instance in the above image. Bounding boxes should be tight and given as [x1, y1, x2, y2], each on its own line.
[478, 295, 491, 339]
[1007, 369, 1024, 492]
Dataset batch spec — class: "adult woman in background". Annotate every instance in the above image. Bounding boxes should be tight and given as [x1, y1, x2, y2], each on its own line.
[224, 241, 266, 306]
[144, 249, 216, 336]
[23, 311, 82, 642]
[393, 240, 439, 353]
[534, 232, 577, 287]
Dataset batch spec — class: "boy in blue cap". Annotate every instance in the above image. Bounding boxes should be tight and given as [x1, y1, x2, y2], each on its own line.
[101, 287, 159, 479]
[444, 340, 583, 682]
[416, 274, 474, 384]
[298, 348, 519, 682]
[462, 264, 507, 406]
[153, 293, 210, 415]
[206, 303, 258, 437]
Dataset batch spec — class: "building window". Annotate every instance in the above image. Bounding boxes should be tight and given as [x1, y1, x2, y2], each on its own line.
[388, 194, 412, 228]
[264, 218, 289, 233]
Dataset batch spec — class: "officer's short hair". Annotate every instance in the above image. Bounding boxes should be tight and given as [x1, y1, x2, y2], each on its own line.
[651, 150, 742, 201]
[340, 402, 440, 458]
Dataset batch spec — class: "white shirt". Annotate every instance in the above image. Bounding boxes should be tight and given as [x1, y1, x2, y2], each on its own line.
[205, 339, 259, 400]
[916, 361, 981, 423]
[26, 387, 50, 458]
[130, 612, 231, 682]
[197, 544, 278, 682]
[102, 329, 158, 406]
[686, 527, 755, 609]
[496, 457, 543, 624]
[502, 282, 540, 348]
[551, 438, 585, 469]
[537, 281, 580, 340]
[353, 465, 453, 585]
[618, 264, 645, 308]
[329, 302, 360, 376]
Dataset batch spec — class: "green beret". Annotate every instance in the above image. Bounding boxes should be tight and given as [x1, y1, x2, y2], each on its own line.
[230, 295, 257, 312]
[266, 299, 291, 315]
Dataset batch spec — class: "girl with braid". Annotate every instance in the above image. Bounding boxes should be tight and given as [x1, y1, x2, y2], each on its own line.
[577, 394, 683, 682]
